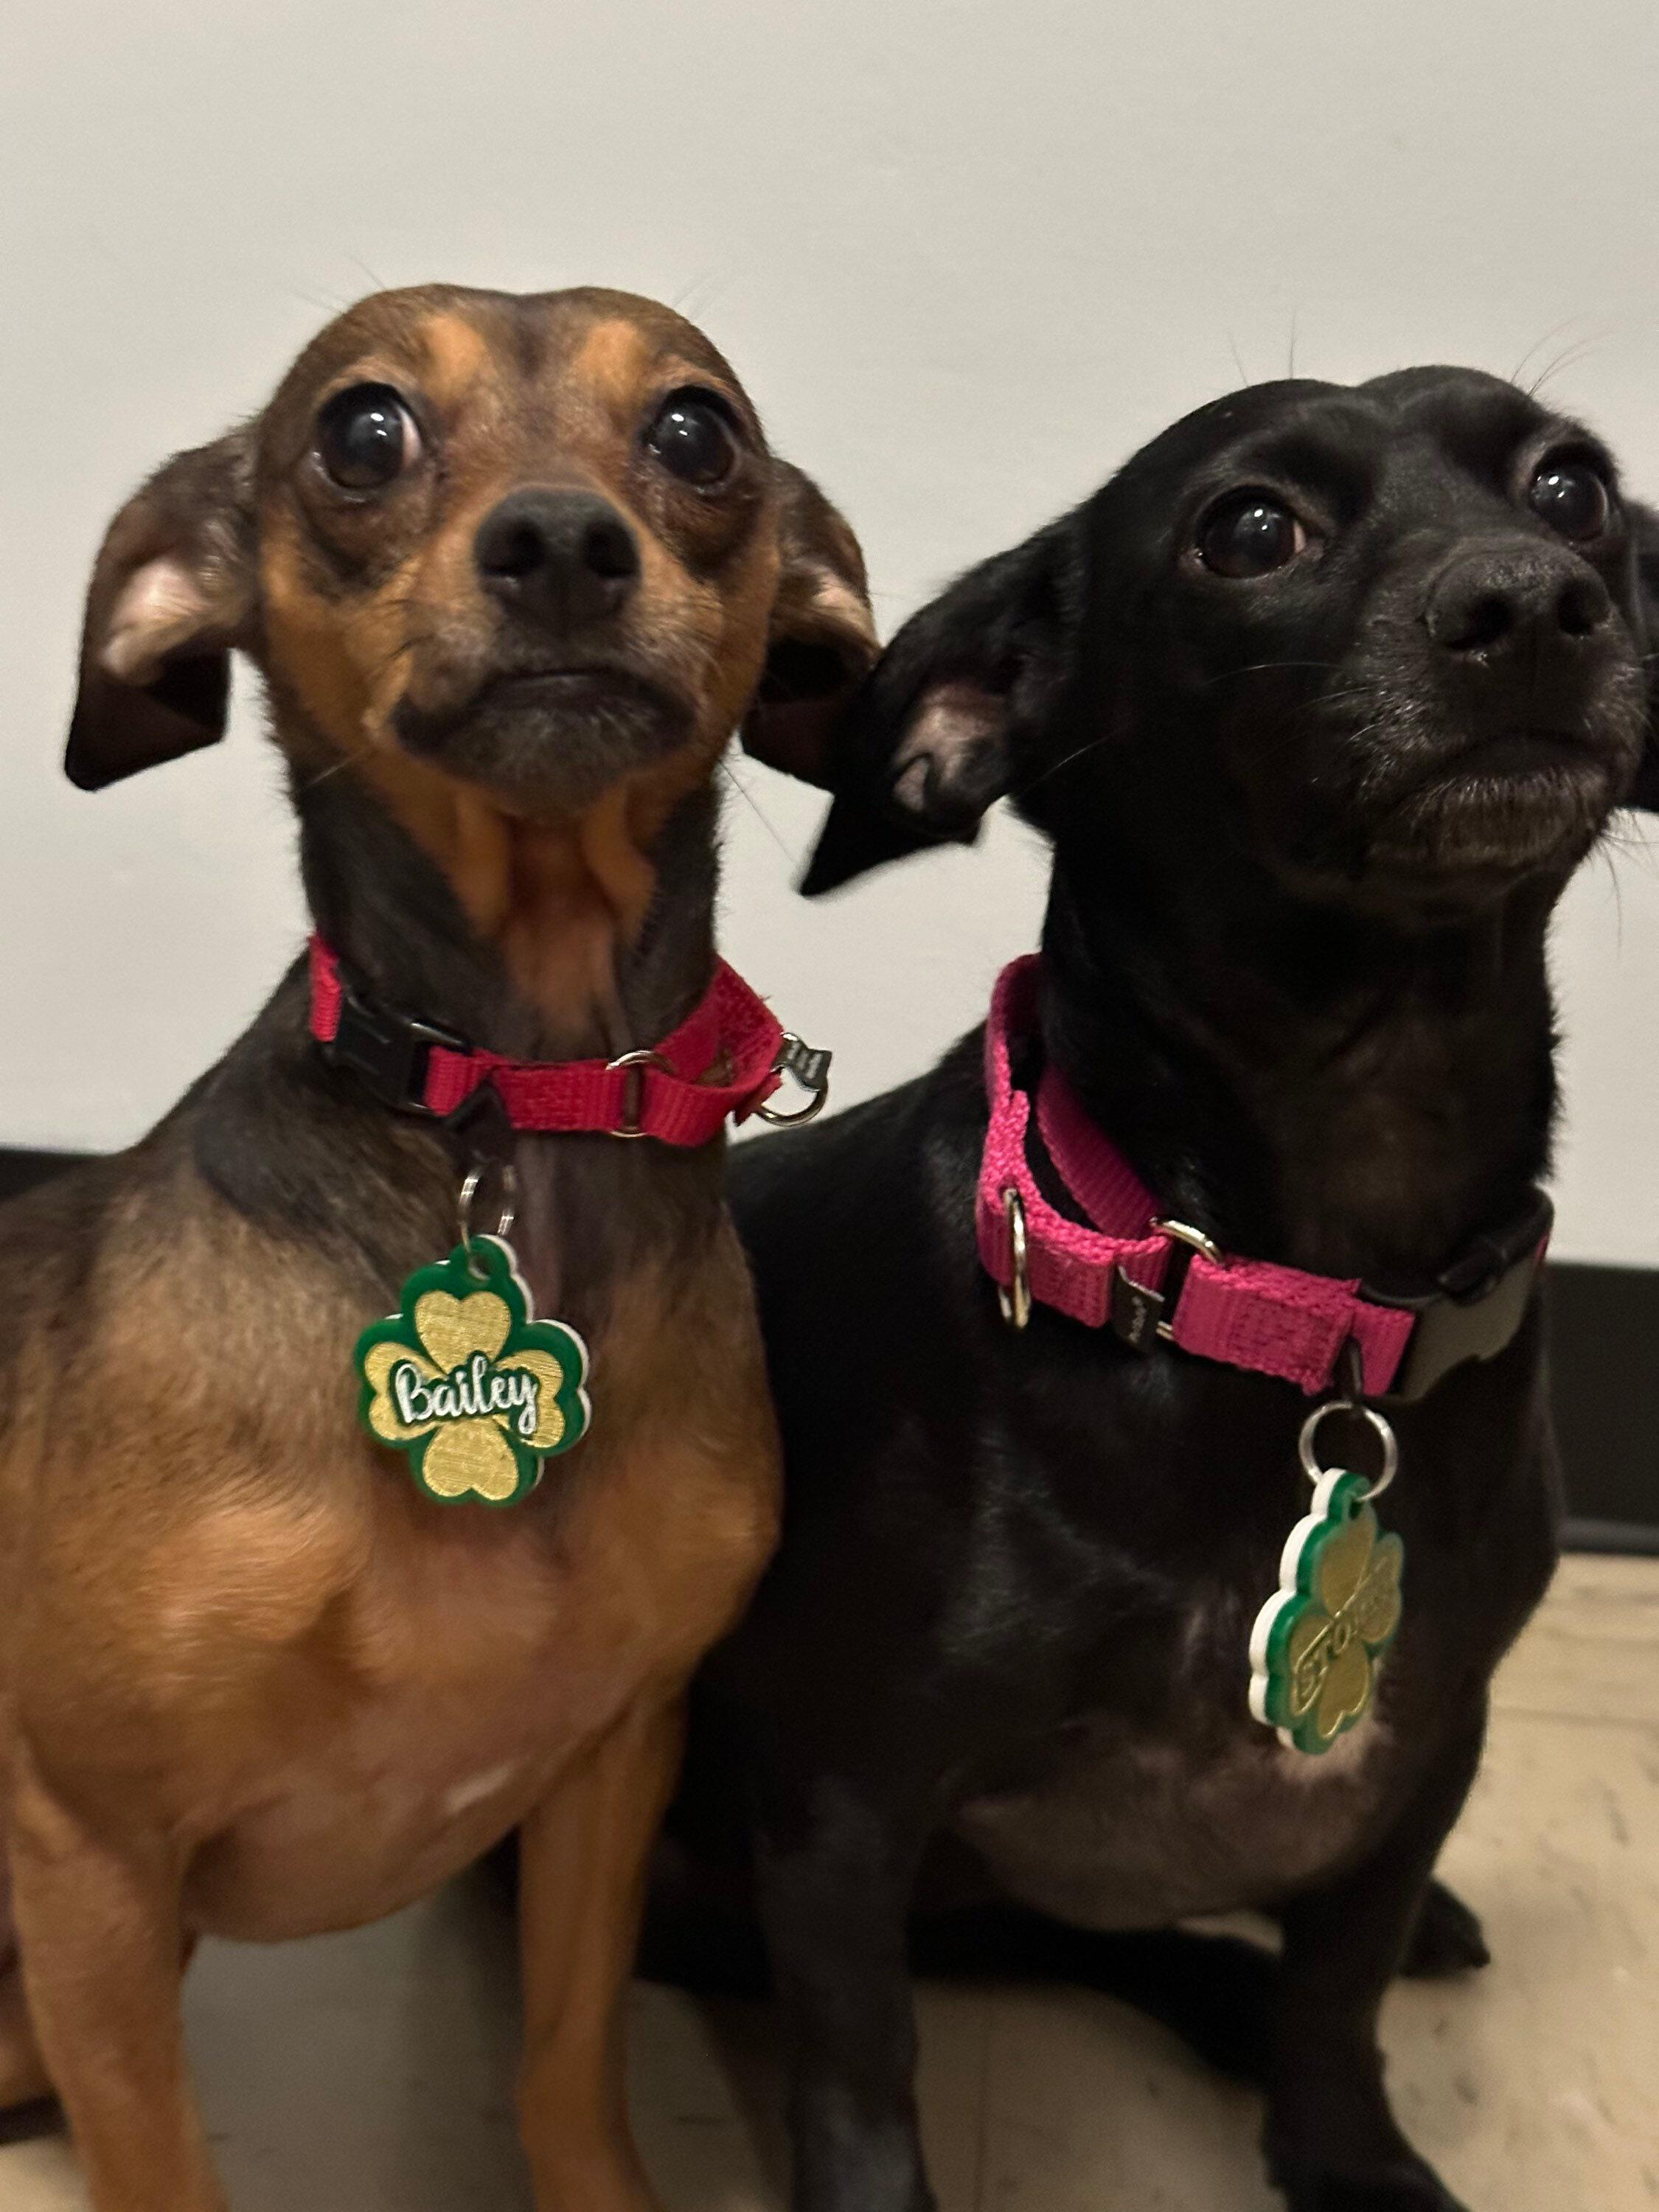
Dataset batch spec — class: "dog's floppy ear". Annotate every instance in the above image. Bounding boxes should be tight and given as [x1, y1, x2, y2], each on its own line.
[800, 515, 1076, 896]
[1628, 501, 1659, 813]
[65, 425, 258, 791]
[740, 462, 880, 785]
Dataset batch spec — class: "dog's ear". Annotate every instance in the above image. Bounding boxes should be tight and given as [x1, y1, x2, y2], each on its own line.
[65, 426, 258, 791]
[799, 515, 1076, 896]
[1627, 501, 1659, 813]
[740, 462, 880, 785]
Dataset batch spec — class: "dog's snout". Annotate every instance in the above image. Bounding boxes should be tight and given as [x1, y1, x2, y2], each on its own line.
[475, 489, 640, 628]
[1424, 549, 1612, 661]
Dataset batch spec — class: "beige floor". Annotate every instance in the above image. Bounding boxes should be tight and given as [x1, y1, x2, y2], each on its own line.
[2, 1554, 1655, 2212]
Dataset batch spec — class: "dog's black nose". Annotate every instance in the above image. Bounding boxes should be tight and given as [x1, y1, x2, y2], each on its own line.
[1425, 548, 1611, 660]
[475, 489, 640, 628]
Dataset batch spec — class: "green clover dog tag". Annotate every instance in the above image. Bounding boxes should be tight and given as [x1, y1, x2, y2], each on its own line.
[1248, 1470, 1404, 1755]
[355, 1235, 591, 1507]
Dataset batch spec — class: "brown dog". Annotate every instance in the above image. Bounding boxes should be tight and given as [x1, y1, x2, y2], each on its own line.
[0, 285, 874, 2211]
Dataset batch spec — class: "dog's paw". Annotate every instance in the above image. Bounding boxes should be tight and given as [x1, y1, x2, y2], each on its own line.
[1399, 1880, 1490, 1979]
[1274, 2154, 1470, 2211]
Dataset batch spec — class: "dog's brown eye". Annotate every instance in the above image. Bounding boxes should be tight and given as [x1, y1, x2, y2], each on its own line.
[315, 383, 420, 493]
[644, 389, 740, 489]
[1528, 459, 1610, 542]
[1197, 495, 1309, 578]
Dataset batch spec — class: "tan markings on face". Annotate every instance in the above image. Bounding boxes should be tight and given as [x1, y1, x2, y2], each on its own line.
[257, 296, 794, 1034]
[358, 536, 780, 1035]
[260, 310, 511, 763]
[570, 316, 657, 417]
[419, 311, 494, 410]
[699, 528, 782, 740]
[336, 751, 705, 1048]
[258, 511, 425, 774]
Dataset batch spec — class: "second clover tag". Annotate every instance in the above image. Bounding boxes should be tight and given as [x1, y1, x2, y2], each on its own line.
[1248, 1470, 1405, 1756]
[355, 1235, 591, 1507]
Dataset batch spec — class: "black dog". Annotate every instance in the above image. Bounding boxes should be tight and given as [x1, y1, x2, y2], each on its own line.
[669, 370, 1659, 2212]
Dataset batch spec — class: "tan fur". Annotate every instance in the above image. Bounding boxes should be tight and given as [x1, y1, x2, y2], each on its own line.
[419, 310, 495, 406]
[1, 284, 875, 2212]
[256, 301, 786, 1034]
[572, 316, 657, 414]
[13, 1196, 772, 1934]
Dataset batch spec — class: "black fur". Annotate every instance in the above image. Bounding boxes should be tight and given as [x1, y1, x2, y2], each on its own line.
[671, 372, 1658, 2212]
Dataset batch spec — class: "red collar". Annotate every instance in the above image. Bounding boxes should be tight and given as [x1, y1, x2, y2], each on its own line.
[977, 955, 1551, 1402]
[308, 936, 821, 1147]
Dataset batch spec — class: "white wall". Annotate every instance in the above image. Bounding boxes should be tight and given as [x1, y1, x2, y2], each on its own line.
[2, 0, 1655, 1265]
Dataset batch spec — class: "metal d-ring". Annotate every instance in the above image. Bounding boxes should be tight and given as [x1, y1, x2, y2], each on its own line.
[1117, 1217, 1225, 1344]
[458, 1159, 518, 1272]
[755, 1034, 832, 1127]
[1150, 1217, 1225, 1268]
[1297, 1398, 1399, 1502]
[997, 1185, 1032, 1331]
[606, 1048, 673, 1140]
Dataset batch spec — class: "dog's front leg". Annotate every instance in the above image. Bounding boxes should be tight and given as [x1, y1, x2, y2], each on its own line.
[0, 1963, 51, 2110]
[517, 1692, 684, 2212]
[754, 1770, 933, 2212]
[1265, 1711, 1486, 2212]
[7, 1745, 223, 2212]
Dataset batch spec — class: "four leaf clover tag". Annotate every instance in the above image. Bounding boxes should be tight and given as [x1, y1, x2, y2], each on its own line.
[1248, 1470, 1405, 1756]
[355, 1236, 591, 1507]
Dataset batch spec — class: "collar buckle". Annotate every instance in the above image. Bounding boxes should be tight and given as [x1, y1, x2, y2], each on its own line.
[1362, 1194, 1553, 1402]
[323, 974, 470, 1116]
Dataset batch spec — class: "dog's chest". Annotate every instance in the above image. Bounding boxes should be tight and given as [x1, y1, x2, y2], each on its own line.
[182, 1430, 768, 1940]
[181, 1506, 599, 1935]
[954, 1590, 1399, 1927]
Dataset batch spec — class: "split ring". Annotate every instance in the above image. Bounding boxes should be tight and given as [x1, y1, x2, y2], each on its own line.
[458, 1159, 518, 1270]
[1297, 1398, 1399, 1501]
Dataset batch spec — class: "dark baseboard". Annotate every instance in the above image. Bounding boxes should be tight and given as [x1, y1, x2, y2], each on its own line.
[0, 1147, 85, 1200]
[1, 1145, 1654, 1550]
[1545, 1262, 1659, 1541]
[1559, 1517, 1658, 1557]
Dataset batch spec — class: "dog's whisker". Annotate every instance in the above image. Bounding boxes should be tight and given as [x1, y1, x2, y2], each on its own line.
[1508, 316, 1589, 392]
[299, 737, 381, 793]
[718, 756, 795, 860]
[1013, 731, 1119, 801]
[669, 271, 724, 321]
[1196, 659, 1343, 689]
[344, 252, 389, 293]
[1525, 327, 1615, 397]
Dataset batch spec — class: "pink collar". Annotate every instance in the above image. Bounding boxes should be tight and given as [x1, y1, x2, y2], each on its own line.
[976, 955, 1550, 1401]
[309, 936, 822, 1147]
